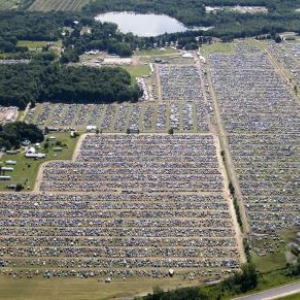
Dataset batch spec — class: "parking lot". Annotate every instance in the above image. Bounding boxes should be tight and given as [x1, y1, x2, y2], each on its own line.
[0, 134, 240, 279]
[207, 40, 300, 255]
[24, 102, 209, 133]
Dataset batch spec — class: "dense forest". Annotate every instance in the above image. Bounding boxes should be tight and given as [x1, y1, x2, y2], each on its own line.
[0, 63, 140, 109]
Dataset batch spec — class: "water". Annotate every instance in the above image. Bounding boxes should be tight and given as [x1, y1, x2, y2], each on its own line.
[95, 12, 188, 37]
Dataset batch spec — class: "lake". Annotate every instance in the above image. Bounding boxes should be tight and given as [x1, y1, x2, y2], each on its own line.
[94, 12, 188, 37]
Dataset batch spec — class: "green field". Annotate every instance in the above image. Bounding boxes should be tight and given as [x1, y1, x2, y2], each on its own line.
[0, 132, 79, 191]
[134, 48, 179, 57]
[122, 64, 151, 78]
[27, 0, 90, 11]
[252, 229, 299, 273]
[0, 276, 198, 300]
[278, 293, 300, 300]
[201, 42, 235, 55]
[17, 40, 62, 51]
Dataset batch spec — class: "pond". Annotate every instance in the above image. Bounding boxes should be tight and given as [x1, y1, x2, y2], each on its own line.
[94, 12, 188, 37]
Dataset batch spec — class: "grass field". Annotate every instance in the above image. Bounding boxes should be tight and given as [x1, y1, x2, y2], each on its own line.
[134, 48, 179, 57]
[17, 40, 61, 51]
[0, 132, 79, 191]
[122, 64, 151, 78]
[252, 229, 299, 273]
[0, 276, 199, 300]
[278, 293, 300, 299]
[27, 0, 90, 11]
[201, 42, 235, 55]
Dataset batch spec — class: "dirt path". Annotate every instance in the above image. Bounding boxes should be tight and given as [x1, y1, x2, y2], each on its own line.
[203, 57, 248, 263]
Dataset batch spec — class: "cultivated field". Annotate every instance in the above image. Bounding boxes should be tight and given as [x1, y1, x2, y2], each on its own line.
[27, 0, 90, 11]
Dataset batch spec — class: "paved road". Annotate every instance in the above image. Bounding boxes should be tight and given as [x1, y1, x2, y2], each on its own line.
[232, 281, 300, 300]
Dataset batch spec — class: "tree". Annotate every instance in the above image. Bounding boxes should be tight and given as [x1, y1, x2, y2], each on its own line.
[15, 183, 24, 192]
[275, 35, 282, 43]
[168, 128, 174, 135]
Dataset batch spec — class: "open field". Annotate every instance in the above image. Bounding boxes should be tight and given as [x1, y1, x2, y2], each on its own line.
[252, 229, 299, 273]
[134, 48, 179, 57]
[27, 0, 89, 11]
[0, 132, 79, 191]
[0, 276, 201, 300]
[201, 42, 235, 54]
[279, 293, 300, 300]
[17, 40, 62, 51]
[121, 64, 151, 78]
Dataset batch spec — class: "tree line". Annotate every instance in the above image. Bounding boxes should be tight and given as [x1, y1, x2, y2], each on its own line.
[2, 2, 300, 62]
[0, 62, 141, 109]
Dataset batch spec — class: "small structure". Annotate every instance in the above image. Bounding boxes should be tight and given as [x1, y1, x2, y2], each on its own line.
[168, 268, 174, 277]
[86, 125, 97, 132]
[25, 147, 46, 158]
[27, 147, 36, 154]
[22, 140, 31, 146]
[5, 160, 16, 165]
[0, 176, 11, 180]
[53, 147, 63, 152]
[6, 150, 20, 155]
[2, 167, 14, 172]
[25, 152, 46, 159]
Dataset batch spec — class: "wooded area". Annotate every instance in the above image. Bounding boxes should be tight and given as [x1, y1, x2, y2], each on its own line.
[0, 121, 43, 150]
[0, 63, 140, 109]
